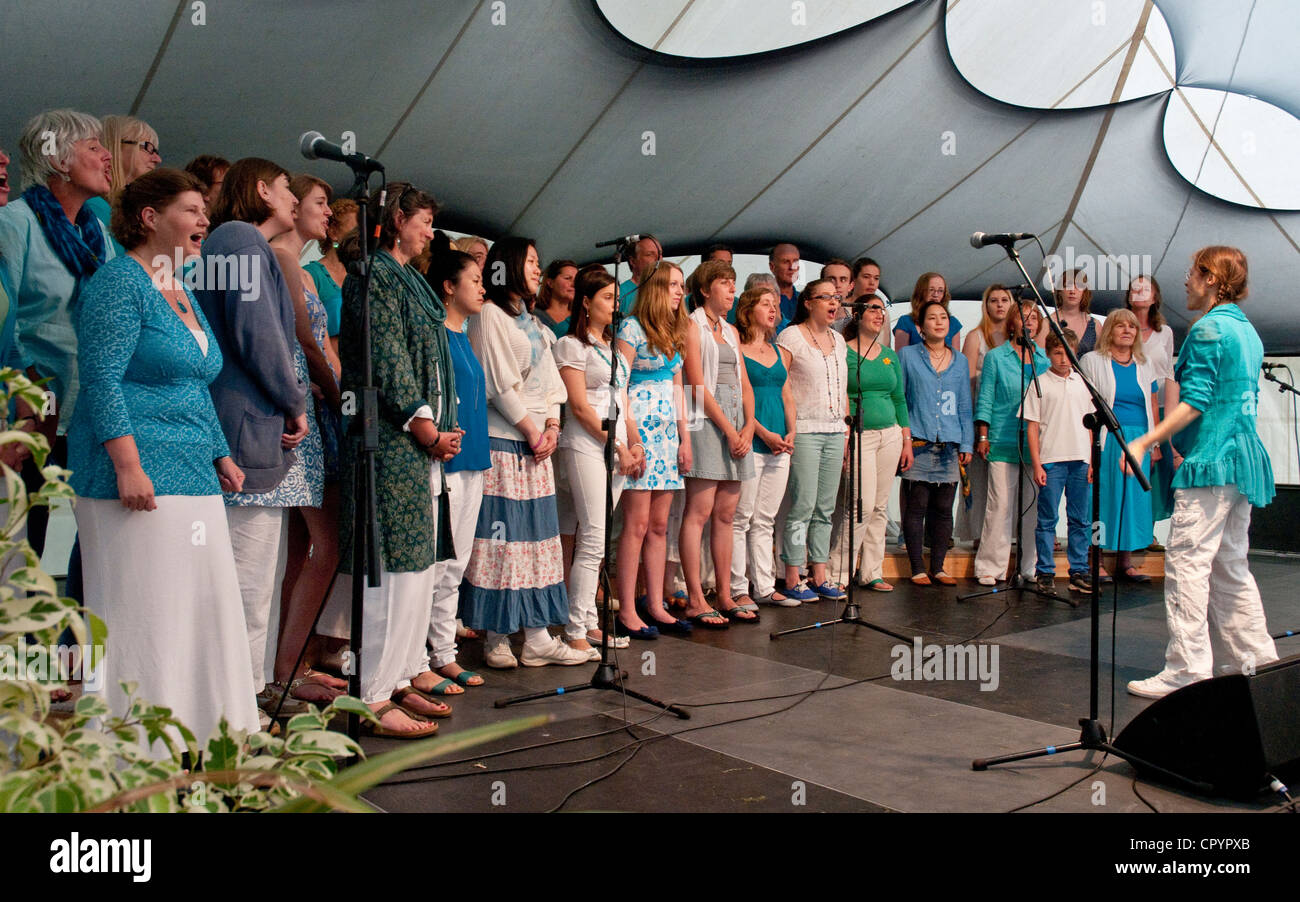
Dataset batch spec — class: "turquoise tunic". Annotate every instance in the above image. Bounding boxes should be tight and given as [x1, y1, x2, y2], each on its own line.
[1172, 303, 1273, 507]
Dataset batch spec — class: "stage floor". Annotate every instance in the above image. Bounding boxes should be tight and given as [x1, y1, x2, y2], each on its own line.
[358, 554, 1300, 814]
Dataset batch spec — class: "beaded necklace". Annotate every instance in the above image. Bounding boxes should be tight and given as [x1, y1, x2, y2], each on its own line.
[803, 323, 840, 419]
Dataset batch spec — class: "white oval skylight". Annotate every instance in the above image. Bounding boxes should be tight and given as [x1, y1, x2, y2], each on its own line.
[596, 0, 911, 58]
[1163, 86, 1300, 210]
[946, 0, 1176, 109]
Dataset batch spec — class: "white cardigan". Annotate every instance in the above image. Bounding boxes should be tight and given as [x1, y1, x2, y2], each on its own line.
[686, 306, 743, 427]
[1079, 350, 1158, 433]
[467, 301, 566, 441]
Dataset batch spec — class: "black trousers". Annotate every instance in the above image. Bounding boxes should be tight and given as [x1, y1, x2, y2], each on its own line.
[902, 478, 956, 576]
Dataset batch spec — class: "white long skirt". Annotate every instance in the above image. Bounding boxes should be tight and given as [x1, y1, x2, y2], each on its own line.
[77, 495, 261, 752]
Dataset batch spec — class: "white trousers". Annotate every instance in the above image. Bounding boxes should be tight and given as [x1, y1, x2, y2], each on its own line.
[843, 426, 902, 583]
[428, 468, 485, 668]
[974, 460, 1038, 580]
[731, 452, 791, 597]
[557, 448, 623, 639]
[1162, 485, 1277, 682]
[226, 506, 288, 694]
[361, 461, 441, 703]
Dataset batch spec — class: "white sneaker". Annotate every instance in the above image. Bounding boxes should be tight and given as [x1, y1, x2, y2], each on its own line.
[521, 636, 590, 667]
[977, 576, 997, 586]
[1126, 671, 1195, 699]
[484, 639, 518, 669]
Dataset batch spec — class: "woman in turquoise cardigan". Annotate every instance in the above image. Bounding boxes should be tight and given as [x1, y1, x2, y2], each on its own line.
[1125, 246, 1278, 699]
[973, 302, 1049, 585]
[69, 168, 259, 749]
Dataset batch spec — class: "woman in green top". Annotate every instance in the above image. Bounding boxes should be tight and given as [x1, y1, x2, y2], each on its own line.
[1124, 246, 1278, 699]
[843, 294, 911, 590]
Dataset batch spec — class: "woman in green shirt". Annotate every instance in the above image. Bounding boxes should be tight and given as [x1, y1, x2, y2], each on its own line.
[844, 295, 911, 590]
[1125, 246, 1278, 699]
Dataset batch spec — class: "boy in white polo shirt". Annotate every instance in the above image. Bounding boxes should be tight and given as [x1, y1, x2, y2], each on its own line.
[1024, 329, 1094, 595]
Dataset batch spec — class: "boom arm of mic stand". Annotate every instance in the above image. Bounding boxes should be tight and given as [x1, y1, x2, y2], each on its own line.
[1000, 245, 1150, 492]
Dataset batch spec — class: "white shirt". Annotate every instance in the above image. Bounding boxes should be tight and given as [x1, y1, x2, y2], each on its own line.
[553, 334, 629, 459]
[1020, 368, 1092, 464]
[777, 324, 847, 433]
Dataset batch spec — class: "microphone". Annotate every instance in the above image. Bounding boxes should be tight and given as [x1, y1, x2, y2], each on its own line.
[970, 231, 1035, 249]
[595, 234, 641, 248]
[299, 131, 384, 173]
[1262, 362, 1286, 371]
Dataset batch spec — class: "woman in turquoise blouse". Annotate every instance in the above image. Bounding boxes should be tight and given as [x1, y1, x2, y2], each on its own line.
[1125, 246, 1278, 699]
[69, 168, 259, 749]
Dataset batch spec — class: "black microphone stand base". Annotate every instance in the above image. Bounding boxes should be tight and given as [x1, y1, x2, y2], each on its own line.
[493, 657, 690, 720]
[958, 572, 1080, 608]
[973, 716, 1115, 770]
[769, 599, 914, 643]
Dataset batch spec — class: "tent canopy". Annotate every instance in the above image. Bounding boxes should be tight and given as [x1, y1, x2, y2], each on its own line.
[3, 0, 1297, 347]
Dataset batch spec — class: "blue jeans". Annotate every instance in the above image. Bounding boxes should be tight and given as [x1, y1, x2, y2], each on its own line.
[1036, 460, 1089, 576]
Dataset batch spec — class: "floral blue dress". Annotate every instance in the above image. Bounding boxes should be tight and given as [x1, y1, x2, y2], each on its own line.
[617, 316, 683, 491]
[303, 286, 341, 482]
[224, 338, 324, 508]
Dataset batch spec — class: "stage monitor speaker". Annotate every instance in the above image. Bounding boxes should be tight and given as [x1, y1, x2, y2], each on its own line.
[1114, 655, 1300, 799]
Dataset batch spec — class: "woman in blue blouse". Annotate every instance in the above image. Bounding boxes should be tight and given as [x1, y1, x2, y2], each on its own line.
[973, 302, 1050, 586]
[1125, 246, 1278, 699]
[69, 168, 260, 747]
[898, 301, 972, 584]
[425, 249, 490, 690]
[893, 272, 962, 351]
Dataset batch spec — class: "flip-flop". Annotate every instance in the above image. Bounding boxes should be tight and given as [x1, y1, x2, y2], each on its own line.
[415, 677, 464, 696]
[363, 702, 439, 739]
[721, 605, 760, 623]
[689, 609, 730, 630]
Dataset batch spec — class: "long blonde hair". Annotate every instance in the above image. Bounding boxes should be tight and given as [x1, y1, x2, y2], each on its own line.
[632, 261, 688, 359]
[1095, 308, 1147, 363]
[102, 115, 158, 202]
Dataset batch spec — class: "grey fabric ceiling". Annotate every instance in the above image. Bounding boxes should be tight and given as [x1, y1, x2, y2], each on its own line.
[2, 0, 1297, 348]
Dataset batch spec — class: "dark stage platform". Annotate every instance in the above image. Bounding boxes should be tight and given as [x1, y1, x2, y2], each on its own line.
[358, 555, 1300, 814]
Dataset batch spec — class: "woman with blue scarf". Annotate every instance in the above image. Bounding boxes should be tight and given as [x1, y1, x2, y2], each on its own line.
[462, 237, 589, 670]
[0, 109, 115, 588]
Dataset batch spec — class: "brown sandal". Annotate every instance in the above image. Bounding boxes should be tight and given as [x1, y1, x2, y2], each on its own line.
[393, 686, 453, 718]
[363, 702, 439, 739]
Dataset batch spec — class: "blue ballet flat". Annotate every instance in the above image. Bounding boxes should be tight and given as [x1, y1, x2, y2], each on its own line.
[615, 618, 659, 640]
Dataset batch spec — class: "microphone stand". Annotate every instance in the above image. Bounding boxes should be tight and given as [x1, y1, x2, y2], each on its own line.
[971, 239, 1154, 776]
[495, 237, 688, 719]
[771, 298, 912, 645]
[1262, 367, 1300, 642]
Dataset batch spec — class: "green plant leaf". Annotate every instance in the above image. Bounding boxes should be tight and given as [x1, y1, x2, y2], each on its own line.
[272, 715, 552, 813]
[283, 729, 362, 758]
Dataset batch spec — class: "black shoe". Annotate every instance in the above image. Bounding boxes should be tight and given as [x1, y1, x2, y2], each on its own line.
[1069, 572, 1094, 593]
[1035, 574, 1057, 596]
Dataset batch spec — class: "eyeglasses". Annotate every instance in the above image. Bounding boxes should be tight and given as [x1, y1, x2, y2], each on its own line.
[810, 293, 843, 303]
[863, 304, 885, 312]
[122, 139, 160, 157]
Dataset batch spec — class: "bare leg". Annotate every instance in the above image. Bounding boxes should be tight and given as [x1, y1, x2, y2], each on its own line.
[617, 490, 653, 631]
[711, 482, 754, 618]
[275, 486, 343, 697]
[680, 478, 718, 618]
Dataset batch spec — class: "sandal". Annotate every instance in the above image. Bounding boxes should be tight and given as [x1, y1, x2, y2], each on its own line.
[413, 676, 464, 696]
[1121, 568, 1152, 584]
[666, 589, 689, 612]
[437, 666, 485, 687]
[689, 609, 730, 630]
[720, 603, 760, 623]
[864, 579, 894, 592]
[392, 686, 453, 719]
[289, 676, 343, 705]
[363, 702, 438, 739]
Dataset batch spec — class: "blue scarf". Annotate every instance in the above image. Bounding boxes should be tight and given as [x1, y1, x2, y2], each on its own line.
[22, 184, 107, 280]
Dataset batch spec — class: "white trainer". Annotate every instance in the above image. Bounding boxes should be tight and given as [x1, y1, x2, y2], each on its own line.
[484, 639, 518, 669]
[521, 636, 590, 667]
[1126, 671, 1194, 699]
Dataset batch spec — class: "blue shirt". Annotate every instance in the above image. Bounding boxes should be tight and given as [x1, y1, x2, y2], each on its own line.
[445, 328, 490, 472]
[975, 341, 1049, 462]
[0, 197, 116, 430]
[618, 279, 639, 315]
[303, 259, 343, 337]
[69, 257, 230, 498]
[1172, 303, 1274, 507]
[899, 343, 973, 453]
[895, 312, 963, 350]
[779, 288, 798, 327]
[84, 195, 127, 258]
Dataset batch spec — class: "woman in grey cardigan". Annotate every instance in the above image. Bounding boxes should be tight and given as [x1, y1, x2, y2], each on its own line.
[193, 158, 310, 722]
